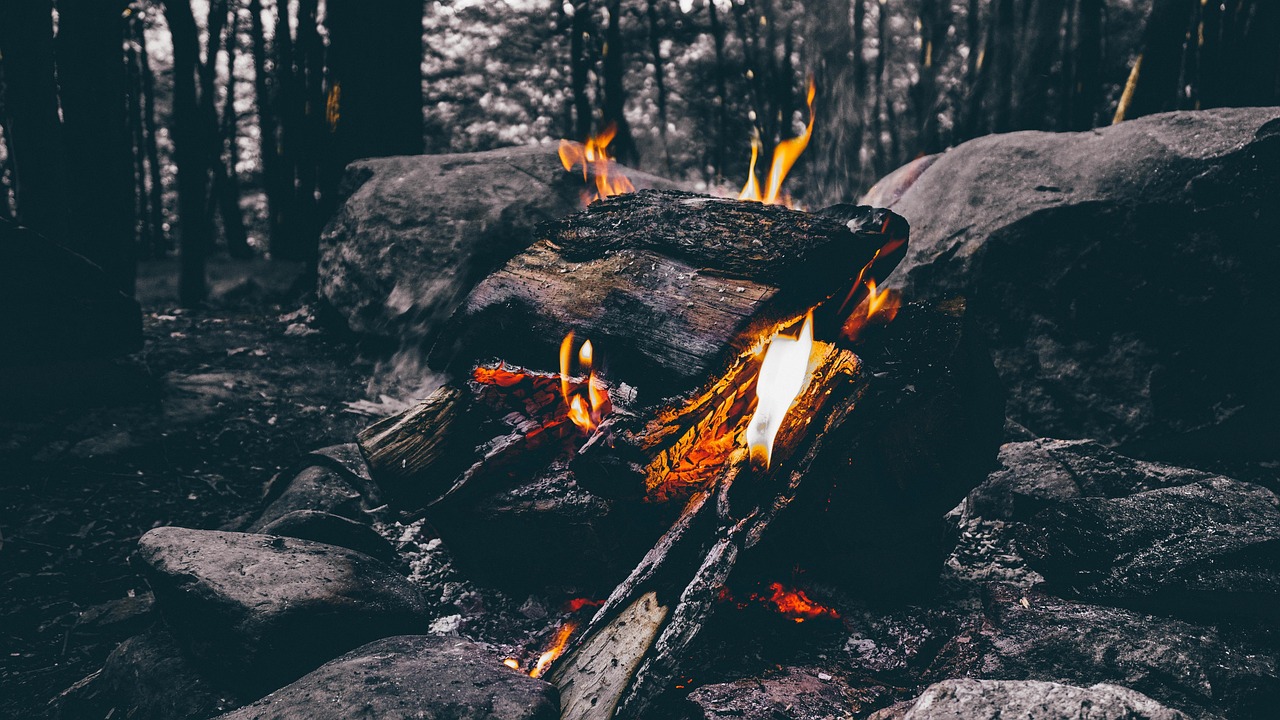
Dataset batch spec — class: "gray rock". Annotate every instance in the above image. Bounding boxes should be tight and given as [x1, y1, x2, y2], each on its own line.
[52, 627, 240, 720]
[247, 464, 371, 532]
[868, 108, 1280, 461]
[869, 678, 1189, 720]
[965, 438, 1217, 521]
[136, 527, 430, 694]
[935, 585, 1280, 718]
[1018, 478, 1280, 624]
[258, 510, 400, 565]
[215, 635, 559, 720]
[686, 667, 856, 720]
[318, 146, 685, 338]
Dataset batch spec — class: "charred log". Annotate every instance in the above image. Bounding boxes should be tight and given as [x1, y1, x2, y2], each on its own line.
[429, 190, 907, 396]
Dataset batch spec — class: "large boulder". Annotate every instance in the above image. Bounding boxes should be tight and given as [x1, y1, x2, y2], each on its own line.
[865, 108, 1280, 462]
[135, 527, 430, 695]
[318, 146, 685, 339]
[936, 585, 1280, 718]
[685, 667, 857, 720]
[52, 627, 241, 720]
[964, 438, 1217, 522]
[215, 635, 559, 720]
[1018, 477, 1280, 624]
[869, 678, 1189, 720]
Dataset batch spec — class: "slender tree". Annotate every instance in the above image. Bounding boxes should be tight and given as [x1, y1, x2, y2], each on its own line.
[601, 0, 636, 162]
[1014, 0, 1068, 129]
[248, 0, 283, 250]
[218, 1, 250, 258]
[0, 0, 68, 243]
[57, 0, 136, 292]
[645, 0, 671, 170]
[570, 0, 594, 140]
[1117, 0, 1196, 121]
[1070, 0, 1103, 129]
[163, 0, 210, 305]
[138, 13, 167, 257]
[324, 0, 424, 209]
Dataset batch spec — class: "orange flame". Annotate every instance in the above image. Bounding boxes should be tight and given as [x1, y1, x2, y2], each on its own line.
[559, 124, 636, 205]
[752, 582, 840, 623]
[841, 273, 903, 343]
[529, 622, 576, 678]
[560, 333, 611, 433]
[738, 78, 816, 207]
[745, 312, 815, 469]
[502, 657, 521, 670]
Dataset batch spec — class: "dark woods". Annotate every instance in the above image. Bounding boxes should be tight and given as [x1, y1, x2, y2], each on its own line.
[0, 0, 1277, 305]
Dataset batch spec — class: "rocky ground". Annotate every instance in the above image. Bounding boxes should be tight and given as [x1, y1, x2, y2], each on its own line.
[5, 107, 1280, 720]
[0, 258, 378, 719]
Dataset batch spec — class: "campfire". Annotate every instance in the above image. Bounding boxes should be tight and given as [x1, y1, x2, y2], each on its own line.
[350, 174, 1004, 720]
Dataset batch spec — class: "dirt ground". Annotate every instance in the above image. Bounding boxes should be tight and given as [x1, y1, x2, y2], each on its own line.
[0, 258, 389, 718]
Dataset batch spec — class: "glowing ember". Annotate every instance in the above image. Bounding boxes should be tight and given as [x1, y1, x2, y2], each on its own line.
[529, 622, 576, 678]
[559, 333, 611, 433]
[745, 312, 815, 469]
[565, 597, 605, 613]
[738, 78, 817, 207]
[502, 657, 521, 670]
[751, 582, 840, 623]
[559, 124, 636, 205]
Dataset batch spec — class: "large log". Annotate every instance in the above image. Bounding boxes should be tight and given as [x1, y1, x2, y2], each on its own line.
[429, 190, 907, 397]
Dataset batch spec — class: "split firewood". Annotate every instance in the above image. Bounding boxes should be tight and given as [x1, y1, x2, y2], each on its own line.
[548, 343, 863, 720]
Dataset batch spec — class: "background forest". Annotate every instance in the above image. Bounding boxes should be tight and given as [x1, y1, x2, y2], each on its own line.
[1, 0, 1278, 305]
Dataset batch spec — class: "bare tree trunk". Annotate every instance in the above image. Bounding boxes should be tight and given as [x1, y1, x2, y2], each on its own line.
[570, 0, 594, 140]
[126, 16, 148, 253]
[645, 0, 671, 171]
[324, 0, 424, 210]
[138, 19, 168, 257]
[58, 0, 136, 293]
[990, 0, 1016, 132]
[913, 0, 952, 154]
[1120, 0, 1196, 121]
[872, 0, 887, 176]
[248, 0, 283, 252]
[706, 0, 728, 182]
[1071, 0, 1103, 129]
[163, 0, 210, 305]
[0, 0, 68, 243]
[601, 0, 636, 162]
[219, 2, 251, 258]
[288, 0, 325, 261]
[1015, 0, 1067, 129]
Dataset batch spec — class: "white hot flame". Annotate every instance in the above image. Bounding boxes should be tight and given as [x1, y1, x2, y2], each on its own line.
[745, 312, 815, 468]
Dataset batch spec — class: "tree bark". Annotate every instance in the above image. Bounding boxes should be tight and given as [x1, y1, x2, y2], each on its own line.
[138, 17, 168, 258]
[1014, 0, 1067, 129]
[570, 0, 594, 140]
[1071, 0, 1103, 129]
[248, 0, 283, 252]
[219, 2, 251, 258]
[163, 0, 210, 305]
[601, 0, 636, 163]
[324, 0, 424, 214]
[645, 0, 670, 171]
[1121, 0, 1195, 120]
[58, 0, 136, 294]
[0, 0, 68, 243]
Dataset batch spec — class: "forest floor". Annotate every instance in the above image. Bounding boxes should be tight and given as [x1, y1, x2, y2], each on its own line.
[0, 258, 388, 718]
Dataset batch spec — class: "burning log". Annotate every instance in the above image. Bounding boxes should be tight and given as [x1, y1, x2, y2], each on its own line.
[544, 302, 1003, 720]
[428, 190, 907, 395]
